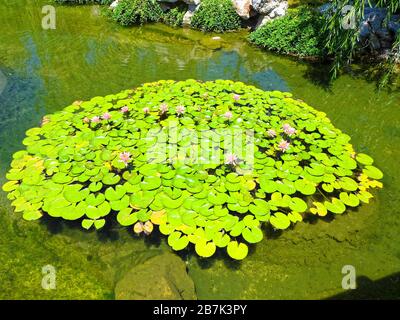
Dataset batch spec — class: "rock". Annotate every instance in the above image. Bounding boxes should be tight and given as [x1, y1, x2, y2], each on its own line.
[251, 0, 281, 15]
[253, 1, 287, 28]
[274, 2, 286, 17]
[183, 0, 202, 5]
[109, 0, 119, 10]
[255, 14, 272, 28]
[232, 0, 252, 20]
[388, 21, 400, 35]
[114, 252, 196, 300]
[182, 3, 199, 26]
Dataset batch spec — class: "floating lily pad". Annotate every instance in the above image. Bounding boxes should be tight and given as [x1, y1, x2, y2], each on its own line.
[270, 212, 291, 230]
[363, 165, 383, 180]
[227, 241, 248, 260]
[195, 240, 216, 258]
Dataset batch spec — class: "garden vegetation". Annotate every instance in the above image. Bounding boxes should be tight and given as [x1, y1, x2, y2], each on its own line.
[249, 7, 326, 58]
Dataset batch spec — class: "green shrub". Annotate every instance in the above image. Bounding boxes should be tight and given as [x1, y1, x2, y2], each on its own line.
[2, 80, 383, 260]
[191, 0, 241, 32]
[55, 0, 113, 4]
[110, 0, 163, 26]
[162, 4, 187, 28]
[249, 7, 326, 57]
[288, 0, 327, 7]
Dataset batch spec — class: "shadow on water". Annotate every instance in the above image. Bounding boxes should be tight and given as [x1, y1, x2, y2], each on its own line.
[327, 272, 400, 300]
[302, 61, 333, 91]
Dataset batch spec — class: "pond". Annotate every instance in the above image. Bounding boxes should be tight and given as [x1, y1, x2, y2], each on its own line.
[0, 0, 399, 299]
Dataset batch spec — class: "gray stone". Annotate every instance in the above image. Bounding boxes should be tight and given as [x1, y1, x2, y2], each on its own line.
[114, 252, 196, 300]
[251, 0, 283, 15]
[109, 0, 119, 10]
[255, 14, 272, 29]
[182, 3, 199, 26]
[253, 1, 287, 29]
[388, 21, 400, 34]
[183, 0, 201, 5]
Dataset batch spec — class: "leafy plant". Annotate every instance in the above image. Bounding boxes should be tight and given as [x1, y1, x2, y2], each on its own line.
[2, 80, 383, 260]
[249, 7, 326, 57]
[54, 0, 114, 4]
[109, 0, 163, 26]
[162, 4, 187, 28]
[191, 0, 241, 32]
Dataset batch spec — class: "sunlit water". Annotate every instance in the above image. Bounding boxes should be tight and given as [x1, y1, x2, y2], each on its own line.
[0, 0, 399, 299]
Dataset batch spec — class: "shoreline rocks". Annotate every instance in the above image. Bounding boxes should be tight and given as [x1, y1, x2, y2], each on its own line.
[151, 0, 289, 28]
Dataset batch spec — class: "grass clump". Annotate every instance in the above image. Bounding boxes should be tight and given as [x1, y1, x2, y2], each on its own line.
[109, 0, 163, 26]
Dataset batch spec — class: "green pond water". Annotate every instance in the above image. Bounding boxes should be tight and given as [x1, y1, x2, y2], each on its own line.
[1, 0, 399, 299]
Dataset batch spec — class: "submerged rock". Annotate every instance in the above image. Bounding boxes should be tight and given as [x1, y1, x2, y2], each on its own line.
[114, 253, 197, 300]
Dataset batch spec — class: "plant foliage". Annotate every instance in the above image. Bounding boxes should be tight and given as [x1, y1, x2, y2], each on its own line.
[323, 0, 400, 87]
[2, 80, 383, 260]
[109, 0, 163, 26]
[191, 0, 241, 32]
[54, 0, 114, 4]
[162, 4, 187, 28]
[249, 7, 326, 57]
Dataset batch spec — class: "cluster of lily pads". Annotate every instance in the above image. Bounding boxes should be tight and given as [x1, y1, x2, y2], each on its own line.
[2, 80, 383, 260]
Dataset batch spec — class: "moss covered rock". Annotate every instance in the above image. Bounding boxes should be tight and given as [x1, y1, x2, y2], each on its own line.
[114, 252, 196, 300]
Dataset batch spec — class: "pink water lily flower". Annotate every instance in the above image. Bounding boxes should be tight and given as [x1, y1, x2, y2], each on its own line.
[119, 151, 131, 166]
[176, 105, 185, 115]
[143, 107, 150, 114]
[225, 153, 238, 166]
[267, 129, 276, 137]
[283, 123, 296, 136]
[160, 103, 168, 114]
[233, 94, 240, 101]
[41, 116, 50, 126]
[102, 112, 111, 120]
[224, 111, 233, 120]
[121, 106, 129, 113]
[278, 140, 290, 152]
[91, 116, 100, 123]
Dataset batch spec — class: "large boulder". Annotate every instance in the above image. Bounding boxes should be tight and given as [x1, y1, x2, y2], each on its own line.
[251, 0, 285, 15]
[253, 0, 288, 28]
[232, 0, 252, 19]
[114, 252, 197, 300]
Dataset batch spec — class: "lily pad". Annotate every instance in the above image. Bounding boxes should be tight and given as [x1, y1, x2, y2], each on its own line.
[227, 241, 248, 260]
